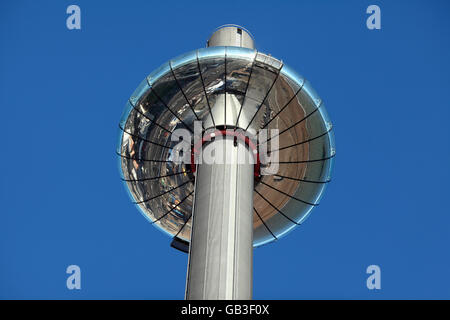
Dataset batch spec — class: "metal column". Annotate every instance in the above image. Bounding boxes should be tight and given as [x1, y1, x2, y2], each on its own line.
[185, 136, 254, 300]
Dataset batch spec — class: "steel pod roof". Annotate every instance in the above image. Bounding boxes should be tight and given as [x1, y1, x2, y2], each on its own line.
[117, 46, 335, 247]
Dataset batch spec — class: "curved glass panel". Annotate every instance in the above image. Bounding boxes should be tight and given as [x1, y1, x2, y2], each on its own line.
[147, 62, 171, 86]
[226, 57, 254, 95]
[279, 63, 305, 89]
[300, 80, 322, 109]
[130, 78, 151, 105]
[197, 46, 226, 60]
[170, 49, 198, 70]
[171, 59, 209, 122]
[225, 46, 256, 60]
[253, 217, 276, 247]
[119, 100, 135, 128]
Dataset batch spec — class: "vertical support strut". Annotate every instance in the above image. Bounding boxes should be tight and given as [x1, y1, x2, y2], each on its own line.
[185, 136, 254, 300]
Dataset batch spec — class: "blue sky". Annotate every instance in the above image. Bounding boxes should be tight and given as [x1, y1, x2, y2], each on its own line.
[1, 0, 449, 299]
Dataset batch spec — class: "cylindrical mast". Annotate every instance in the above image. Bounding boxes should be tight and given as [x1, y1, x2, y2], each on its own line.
[207, 25, 255, 49]
[185, 26, 256, 300]
[185, 136, 254, 300]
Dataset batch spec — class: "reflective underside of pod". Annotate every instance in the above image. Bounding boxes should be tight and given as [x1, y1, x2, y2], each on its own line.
[117, 47, 335, 247]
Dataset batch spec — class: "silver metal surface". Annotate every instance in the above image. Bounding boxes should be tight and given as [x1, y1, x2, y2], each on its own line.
[118, 46, 335, 247]
[202, 93, 252, 129]
[186, 137, 254, 300]
[207, 25, 255, 49]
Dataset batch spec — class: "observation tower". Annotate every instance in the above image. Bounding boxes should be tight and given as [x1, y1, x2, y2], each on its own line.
[117, 25, 335, 299]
